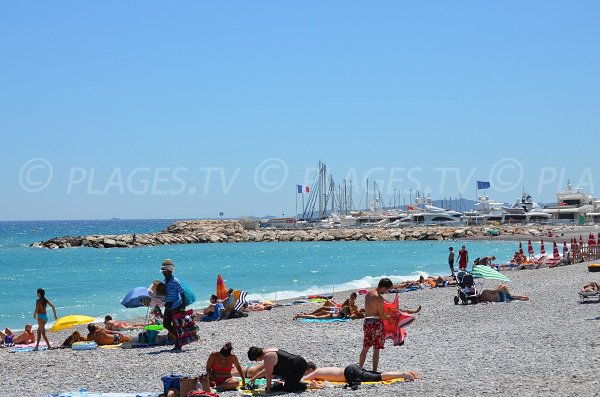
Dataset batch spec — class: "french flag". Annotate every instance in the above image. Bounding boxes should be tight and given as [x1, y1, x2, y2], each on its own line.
[297, 185, 310, 193]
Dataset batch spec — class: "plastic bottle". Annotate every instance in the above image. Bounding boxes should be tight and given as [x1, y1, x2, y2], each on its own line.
[79, 387, 88, 397]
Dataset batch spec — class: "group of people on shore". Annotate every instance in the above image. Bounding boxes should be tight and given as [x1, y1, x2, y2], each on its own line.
[167, 341, 420, 396]
[167, 277, 419, 395]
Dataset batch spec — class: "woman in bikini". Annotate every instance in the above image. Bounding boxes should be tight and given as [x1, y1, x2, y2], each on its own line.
[206, 342, 246, 391]
[34, 288, 57, 350]
[103, 315, 145, 331]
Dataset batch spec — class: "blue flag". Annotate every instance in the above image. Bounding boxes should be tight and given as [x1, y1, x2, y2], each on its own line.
[297, 185, 303, 193]
[477, 181, 491, 190]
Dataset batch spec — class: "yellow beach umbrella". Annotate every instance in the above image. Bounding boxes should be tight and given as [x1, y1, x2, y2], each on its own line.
[50, 315, 97, 332]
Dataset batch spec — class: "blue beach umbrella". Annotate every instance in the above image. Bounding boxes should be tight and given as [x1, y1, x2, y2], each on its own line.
[121, 287, 150, 308]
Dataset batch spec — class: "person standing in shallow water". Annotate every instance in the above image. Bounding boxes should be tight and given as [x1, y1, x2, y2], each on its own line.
[448, 247, 455, 275]
[458, 245, 469, 271]
[34, 288, 57, 350]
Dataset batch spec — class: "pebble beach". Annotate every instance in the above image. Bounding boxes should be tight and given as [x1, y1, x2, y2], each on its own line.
[2, 261, 600, 397]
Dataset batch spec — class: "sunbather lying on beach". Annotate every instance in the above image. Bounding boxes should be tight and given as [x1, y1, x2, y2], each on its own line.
[61, 331, 86, 348]
[1, 324, 36, 345]
[303, 363, 421, 383]
[242, 302, 273, 312]
[87, 324, 132, 345]
[293, 293, 364, 319]
[581, 282, 599, 293]
[104, 315, 145, 331]
[478, 285, 529, 303]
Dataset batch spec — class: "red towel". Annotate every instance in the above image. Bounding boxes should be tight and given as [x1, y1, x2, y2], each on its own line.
[383, 293, 415, 346]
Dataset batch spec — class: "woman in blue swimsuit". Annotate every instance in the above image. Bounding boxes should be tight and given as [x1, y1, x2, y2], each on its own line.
[34, 288, 57, 350]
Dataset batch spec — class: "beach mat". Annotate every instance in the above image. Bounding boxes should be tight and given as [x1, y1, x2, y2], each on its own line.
[238, 378, 404, 395]
[99, 343, 123, 349]
[298, 318, 352, 323]
[44, 393, 159, 397]
[11, 346, 48, 353]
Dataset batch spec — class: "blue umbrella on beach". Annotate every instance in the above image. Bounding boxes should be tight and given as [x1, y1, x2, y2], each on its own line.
[121, 287, 150, 308]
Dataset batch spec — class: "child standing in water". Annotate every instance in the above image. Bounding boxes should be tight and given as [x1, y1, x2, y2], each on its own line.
[34, 288, 57, 350]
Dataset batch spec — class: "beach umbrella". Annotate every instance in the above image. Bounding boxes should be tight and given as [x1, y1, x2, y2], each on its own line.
[471, 265, 511, 282]
[540, 240, 546, 255]
[563, 241, 568, 256]
[519, 242, 524, 255]
[552, 241, 560, 259]
[50, 315, 96, 332]
[580, 235, 584, 246]
[121, 287, 150, 309]
[216, 274, 228, 300]
[597, 232, 600, 240]
[527, 240, 534, 256]
[589, 233, 596, 246]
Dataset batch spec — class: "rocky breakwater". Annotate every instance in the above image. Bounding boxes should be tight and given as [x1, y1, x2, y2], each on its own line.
[31, 221, 574, 249]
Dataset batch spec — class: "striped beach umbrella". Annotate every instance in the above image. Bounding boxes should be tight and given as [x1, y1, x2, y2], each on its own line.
[540, 240, 546, 255]
[527, 240, 535, 256]
[471, 265, 511, 282]
[589, 233, 596, 246]
[563, 241, 568, 256]
[580, 235, 584, 246]
[519, 241, 524, 255]
[552, 241, 560, 259]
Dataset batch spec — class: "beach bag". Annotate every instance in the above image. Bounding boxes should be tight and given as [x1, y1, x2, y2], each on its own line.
[173, 309, 199, 346]
[162, 374, 184, 396]
[179, 376, 200, 397]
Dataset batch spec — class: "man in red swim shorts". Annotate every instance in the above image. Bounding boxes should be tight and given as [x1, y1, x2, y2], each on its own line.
[359, 278, 393, 372]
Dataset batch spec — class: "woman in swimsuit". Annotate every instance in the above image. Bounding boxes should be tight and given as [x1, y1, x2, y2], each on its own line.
[206, 342, 246, 391]
[34, 288, 57, 350]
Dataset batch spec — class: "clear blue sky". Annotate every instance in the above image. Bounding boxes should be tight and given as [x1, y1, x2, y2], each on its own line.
[1, 1, 599, 220]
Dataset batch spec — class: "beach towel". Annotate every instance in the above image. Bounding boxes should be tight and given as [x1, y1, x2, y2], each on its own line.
[237, 378, 404, 395]
[44, 393, 159, 397]
[383, 294, 415, 346]
[11, 346, 48, 353]
[298, 318, 352, 323]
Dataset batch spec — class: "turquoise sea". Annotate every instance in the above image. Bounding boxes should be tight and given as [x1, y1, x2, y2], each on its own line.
[0, 220, 523, 330]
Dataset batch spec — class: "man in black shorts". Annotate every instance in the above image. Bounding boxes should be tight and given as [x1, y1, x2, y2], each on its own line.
[302, 363, 420, 386]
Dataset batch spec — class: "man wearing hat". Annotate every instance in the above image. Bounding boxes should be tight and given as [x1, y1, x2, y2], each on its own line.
[161, 259, 186, 351]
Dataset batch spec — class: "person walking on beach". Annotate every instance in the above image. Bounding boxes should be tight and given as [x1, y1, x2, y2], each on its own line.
[359, 278, 393, 372]
[448, 247, 455, 275]
[34, 288, 57, 350]
[458, 245, 469, 271]
[161, 259, 186, 351]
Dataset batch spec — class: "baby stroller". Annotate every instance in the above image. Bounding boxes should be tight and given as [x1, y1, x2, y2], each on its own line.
[453, 271, 479, 305]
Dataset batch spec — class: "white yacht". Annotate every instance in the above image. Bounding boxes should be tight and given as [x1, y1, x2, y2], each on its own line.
[385, 194, 462, 227]
[502, 192, 551, 224]
[543, 181, 595, 225]
[462, 195, 505, 224]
